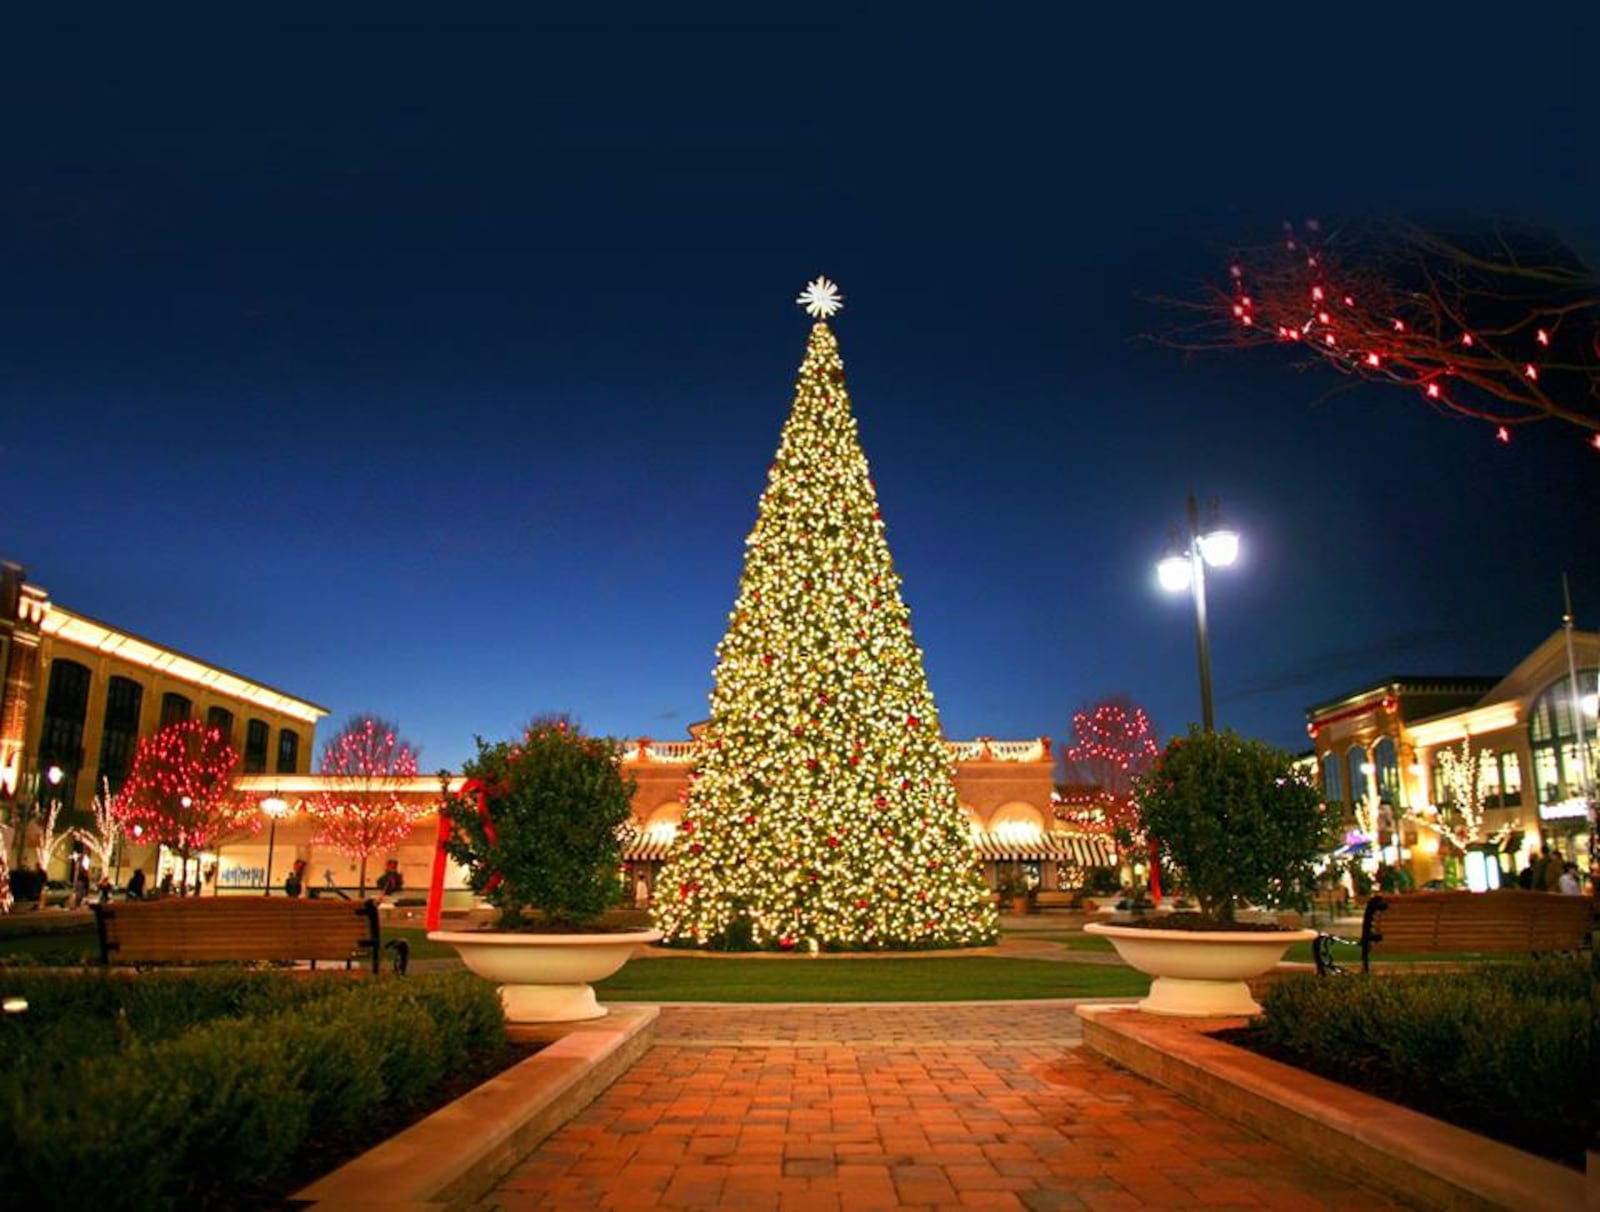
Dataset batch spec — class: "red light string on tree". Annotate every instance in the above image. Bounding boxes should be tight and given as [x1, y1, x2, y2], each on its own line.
[1212, 218, 1600, 446]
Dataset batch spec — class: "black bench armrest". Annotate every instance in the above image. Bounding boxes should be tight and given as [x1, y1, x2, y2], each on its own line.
[1312, 932, 1361, 975]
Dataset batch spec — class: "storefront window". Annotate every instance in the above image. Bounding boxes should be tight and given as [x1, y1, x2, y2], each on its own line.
[1499, 753, 1522, 807]
[1320, 752, 1345, 803]
[1527, 669, 1598, 805]
[1373, 738, 1400, 805]
[1347, 746, 1370, 803]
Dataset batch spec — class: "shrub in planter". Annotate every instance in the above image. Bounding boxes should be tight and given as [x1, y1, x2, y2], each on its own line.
[1257, 959, 1591, 1164]
[441, 718, 636, 929]
[1134, 728, 1332, 924]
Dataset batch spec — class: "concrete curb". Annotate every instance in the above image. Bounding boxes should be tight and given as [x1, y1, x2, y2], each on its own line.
[294, 1004, 658, 1210]
[1077, 1004, 1583, 1212]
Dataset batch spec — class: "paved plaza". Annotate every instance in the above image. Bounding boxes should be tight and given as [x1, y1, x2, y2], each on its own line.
[483, 1003, 1401, 1210]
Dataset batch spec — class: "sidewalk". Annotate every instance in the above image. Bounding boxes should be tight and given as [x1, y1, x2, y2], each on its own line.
[482, 1003, 1400, 1209]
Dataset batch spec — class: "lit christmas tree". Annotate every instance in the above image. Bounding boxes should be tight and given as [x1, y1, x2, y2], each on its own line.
[652, 278, 998, 951]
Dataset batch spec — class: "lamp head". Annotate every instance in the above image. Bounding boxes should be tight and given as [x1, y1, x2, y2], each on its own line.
[1156, 553, 1192, 593]
[45, 765, 63, 786]
[1197, 528, 1239, 568]
[261, 795, 290, 820]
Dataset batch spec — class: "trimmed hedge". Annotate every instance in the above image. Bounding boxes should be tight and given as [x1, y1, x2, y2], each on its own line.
[0, 970, 506, 1208]
[1256, 958, 1592, 1165]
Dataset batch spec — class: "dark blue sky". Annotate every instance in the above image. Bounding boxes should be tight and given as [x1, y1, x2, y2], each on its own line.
[5, 6, 1598, 770]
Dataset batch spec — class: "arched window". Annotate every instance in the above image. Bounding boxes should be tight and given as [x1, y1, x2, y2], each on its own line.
[206, 706, 235, 748]
[244, 720, 270, 773]
[160, 693, 192, 728]
[1320, 752, 1345, 803]
[39, 660, 93, 801]
[1527, 668, 1599, 805]
[96, 676, 144, 795]
[276, 728, 300, 774]
[1373, 738, 1400, 805]
[1347, 746, 1370, 804]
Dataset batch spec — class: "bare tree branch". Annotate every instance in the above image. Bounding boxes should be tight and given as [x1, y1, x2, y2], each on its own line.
[1150, 217, 1600, 440]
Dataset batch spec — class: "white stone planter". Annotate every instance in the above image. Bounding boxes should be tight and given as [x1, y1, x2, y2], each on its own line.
[428, 928, 662, 1022]
[1084, 920, 1315, 1017]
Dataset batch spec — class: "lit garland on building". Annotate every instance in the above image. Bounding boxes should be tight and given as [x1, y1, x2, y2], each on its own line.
[651, 281, 998, 951]
[111, 719, 257, 882]
[309, 715, 427, 895]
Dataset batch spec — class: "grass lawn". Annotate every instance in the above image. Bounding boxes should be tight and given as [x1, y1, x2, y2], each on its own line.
[593, 956, 1150, 1001]
[1020, 933, 1117, 952]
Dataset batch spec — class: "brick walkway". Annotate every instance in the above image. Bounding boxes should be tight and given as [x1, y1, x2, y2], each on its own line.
[482, 1005, 1398, 1210]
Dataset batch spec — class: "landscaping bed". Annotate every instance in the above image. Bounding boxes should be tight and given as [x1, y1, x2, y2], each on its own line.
[1219, 957, 1593, 1168]
[0, 968, 517, 1208]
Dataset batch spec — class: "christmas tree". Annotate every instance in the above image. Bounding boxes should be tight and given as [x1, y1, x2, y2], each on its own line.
[652, 278, 998, 951]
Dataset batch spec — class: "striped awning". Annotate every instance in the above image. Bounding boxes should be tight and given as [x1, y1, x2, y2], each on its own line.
[622, 838, 675, 862]
[972, 833, 1114, 866]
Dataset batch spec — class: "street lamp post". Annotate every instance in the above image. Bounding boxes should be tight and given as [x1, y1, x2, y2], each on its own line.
[1156, 491, 1240, 733]
[261, 796, 289, 896]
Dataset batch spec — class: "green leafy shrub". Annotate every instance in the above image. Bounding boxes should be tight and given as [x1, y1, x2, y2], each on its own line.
[1256, 959, 1592, 1164]
[1135, 728, 1332, 922]
[440, 718, 636, 928]
[0, 970, 506, 1209]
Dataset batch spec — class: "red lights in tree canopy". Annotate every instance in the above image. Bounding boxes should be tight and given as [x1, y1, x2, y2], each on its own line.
[1054, 695, 1160, 864]
[112, 719, 256, 891]
[1163, 217, 1600, 443]
[309, 714, 427, 896]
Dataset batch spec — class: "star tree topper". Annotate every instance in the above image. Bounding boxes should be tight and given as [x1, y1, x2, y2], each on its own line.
[796, 275, 844, 319]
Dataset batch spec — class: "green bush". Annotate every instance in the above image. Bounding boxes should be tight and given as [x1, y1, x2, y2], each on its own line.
[0, 971, 506, 1209]
[441, 719, 636, 928]
[1135, 728, 1331, 922]
[1257, 959, 1592, 1164]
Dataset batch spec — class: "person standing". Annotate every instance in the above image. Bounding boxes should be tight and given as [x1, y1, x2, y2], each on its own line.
[126, 868, 146, 900]
[1557, 862, 1582, 895]
[1538, 848, 1566, 892]
[284, 858, 306, 898]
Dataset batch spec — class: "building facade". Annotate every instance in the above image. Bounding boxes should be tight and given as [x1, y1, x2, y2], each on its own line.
[0, 562, 328, 873]
[228, 736, 1113, 905]
[1306, 628, 1599, 881]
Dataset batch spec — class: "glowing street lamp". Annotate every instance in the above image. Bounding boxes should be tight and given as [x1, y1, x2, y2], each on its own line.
[1156, 491, 1240, 733]
[261, 795, 290, 897]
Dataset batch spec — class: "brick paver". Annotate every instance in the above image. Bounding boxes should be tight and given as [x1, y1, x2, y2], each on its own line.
[482, 1004, 1400, 1210]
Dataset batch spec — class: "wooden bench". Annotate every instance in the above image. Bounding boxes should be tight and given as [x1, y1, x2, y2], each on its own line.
[1313, 890, 1591, 975]
[1033, 890, 1080, 910]
[94, 896, 382, 972]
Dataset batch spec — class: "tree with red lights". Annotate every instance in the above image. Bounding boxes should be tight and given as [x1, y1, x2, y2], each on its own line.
[112, 720, 254, 896]
[308, 715, 425, 896]
[1164, 218, 1600, 444]
[1054, 695, 1160, 868]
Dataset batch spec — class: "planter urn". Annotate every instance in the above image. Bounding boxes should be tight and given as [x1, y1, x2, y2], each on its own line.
[428, 927, 661, 1022]
[1084, 920, 1315, 1017]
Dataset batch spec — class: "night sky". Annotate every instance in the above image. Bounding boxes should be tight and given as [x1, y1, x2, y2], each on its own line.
[6, 6, 1598, 771]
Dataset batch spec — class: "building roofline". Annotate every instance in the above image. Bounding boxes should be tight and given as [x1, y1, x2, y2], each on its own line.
[1304, 675, 1499, 721]
[41, 604, 329, 723]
